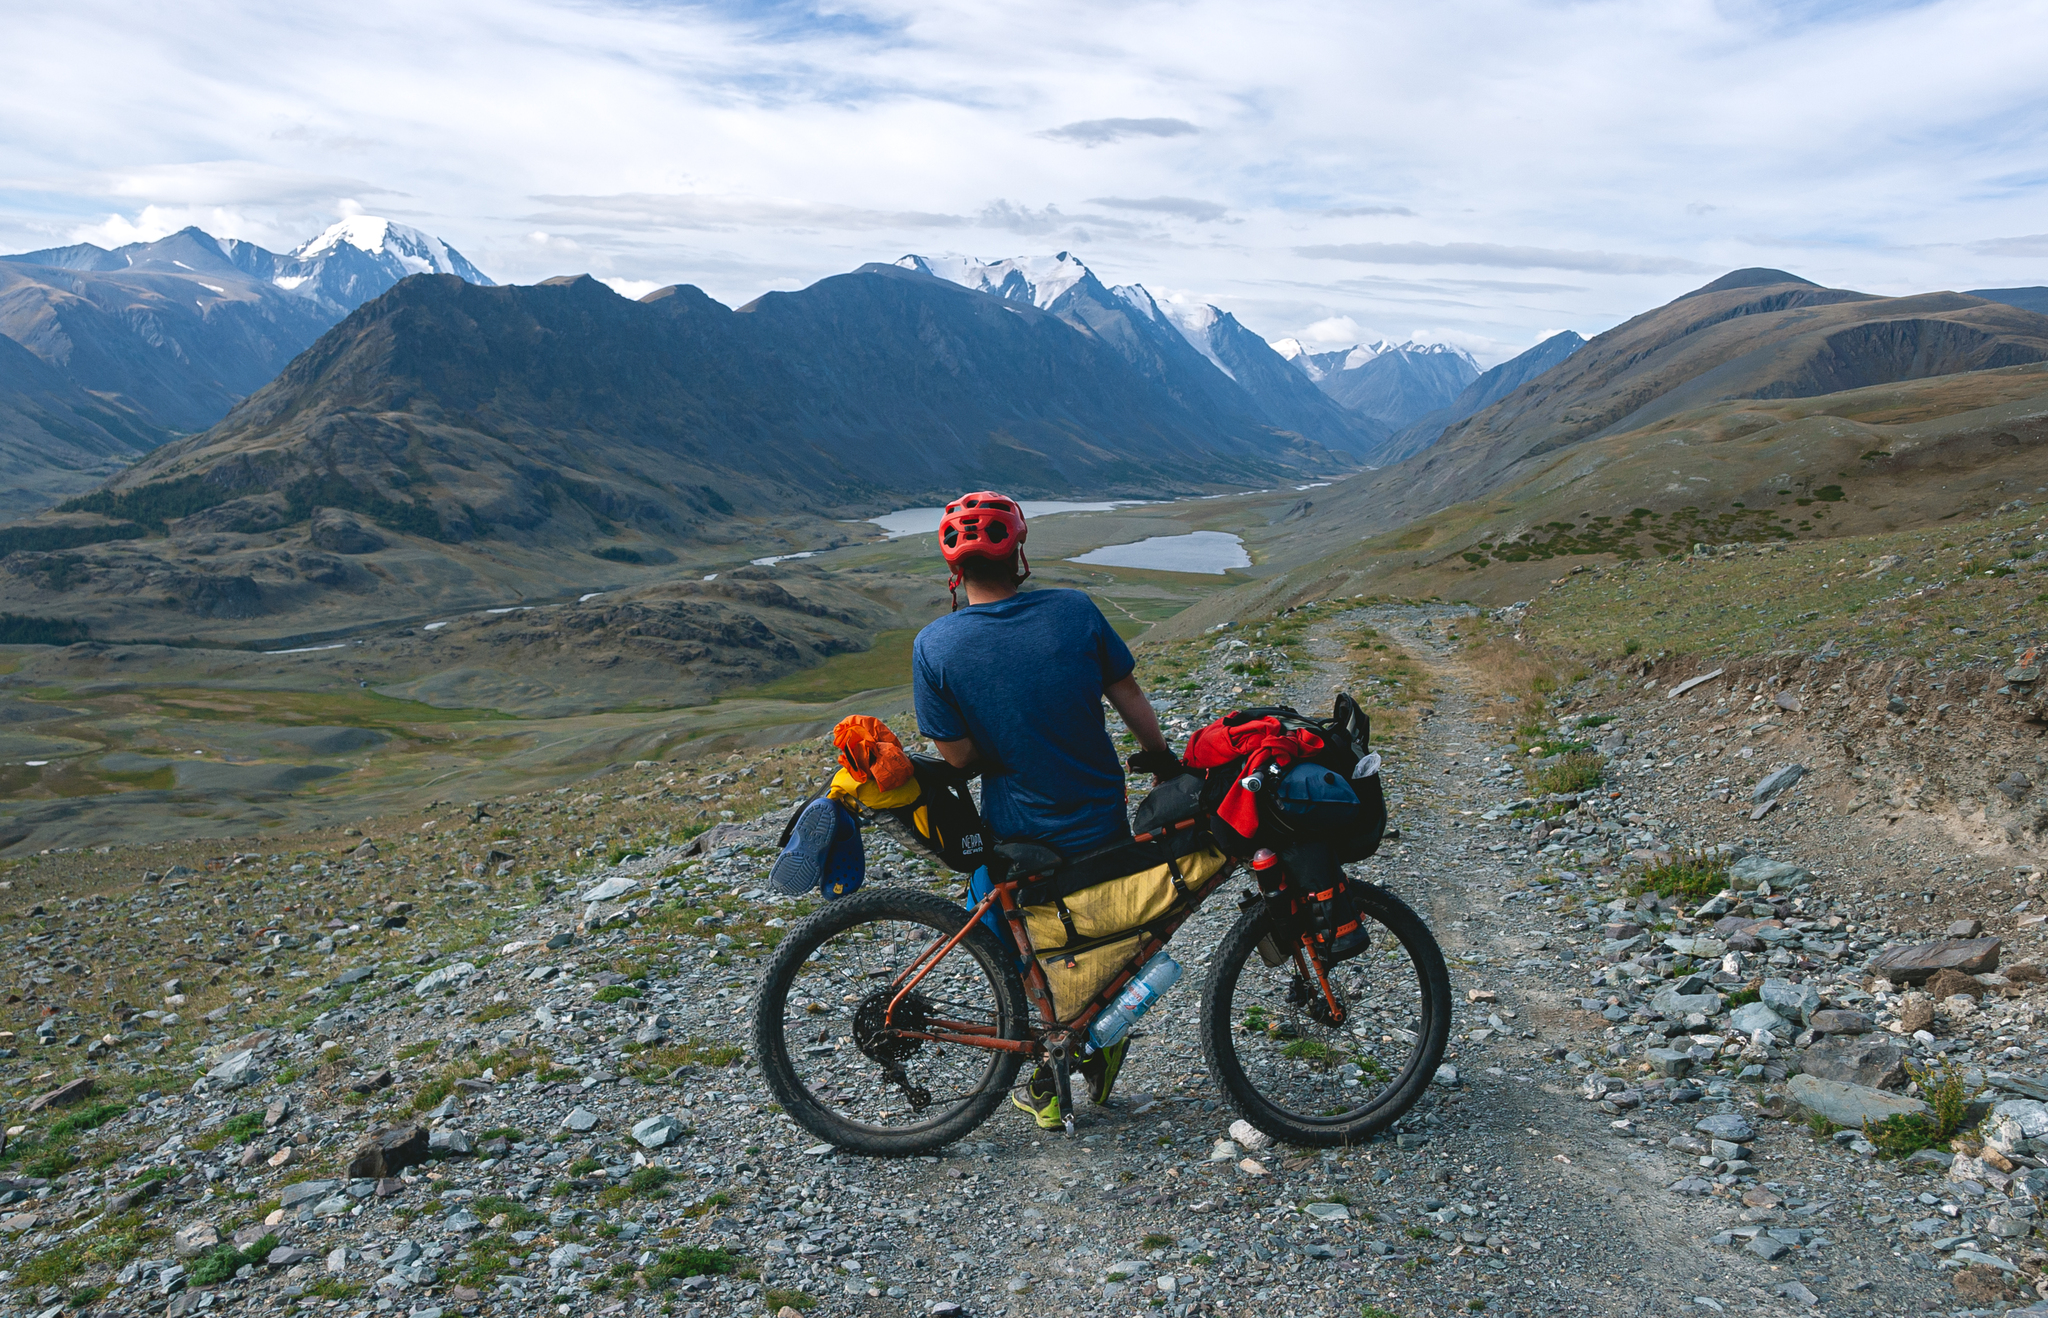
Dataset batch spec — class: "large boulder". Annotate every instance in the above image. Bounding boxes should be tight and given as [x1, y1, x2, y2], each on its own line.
[1869, 938, 2002, 983]
[346, 1125, 430, 1180]
[1798, 1036, 1909, 1090]
[1730, 1001, 1793, 1036]
[1760, 978, 1821, 1025]
[1788, 1074, 1931, 1128]
[1982, 1100, 2048, 1156]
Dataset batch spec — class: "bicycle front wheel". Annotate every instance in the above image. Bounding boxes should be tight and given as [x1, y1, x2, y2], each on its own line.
[751, 886, 1028, 1156]
[1199, 882, 1450, 1147]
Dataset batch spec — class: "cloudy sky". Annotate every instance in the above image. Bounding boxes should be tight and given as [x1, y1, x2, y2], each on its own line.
[5, 0, 2046, 364]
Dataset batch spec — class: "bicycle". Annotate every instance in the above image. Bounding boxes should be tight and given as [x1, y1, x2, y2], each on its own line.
[750, 791, 1452, 1154]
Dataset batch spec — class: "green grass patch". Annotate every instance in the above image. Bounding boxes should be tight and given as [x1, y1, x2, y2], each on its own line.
[1527, 751, 1604, 795]
[189, 1233, 278, 1286]
[763, 1287, 817, 1312]
[648, 1246, 744, 1286]
[1865, 1057, 1983, 1157]
[1628, 846, 1730, 901]
[593, 985, 642, 1003]
[752, 628, 917, 703]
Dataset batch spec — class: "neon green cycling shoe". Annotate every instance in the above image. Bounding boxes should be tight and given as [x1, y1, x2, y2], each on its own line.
[1081, 1037, 1129, 1106]
[1012, 1064, 1063, 1130]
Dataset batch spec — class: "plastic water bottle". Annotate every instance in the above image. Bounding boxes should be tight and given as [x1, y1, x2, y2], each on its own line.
[1087, 950, 1183, 1050]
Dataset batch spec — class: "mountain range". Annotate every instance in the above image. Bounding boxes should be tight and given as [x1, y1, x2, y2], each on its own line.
[0, 262, 1350, 642]
[1373, 330, 1588, 467]
[897, 253, 1383, 458]
[1254, 267, 2048, 567]
[0, 218, 493, 510]
[1273, 338, 1481, 438]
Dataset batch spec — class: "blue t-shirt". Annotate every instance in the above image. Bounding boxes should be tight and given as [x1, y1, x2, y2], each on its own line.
[912, 588, 1136, 856]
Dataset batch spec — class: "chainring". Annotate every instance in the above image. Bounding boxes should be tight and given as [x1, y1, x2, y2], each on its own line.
[852, 988, 932, 1064]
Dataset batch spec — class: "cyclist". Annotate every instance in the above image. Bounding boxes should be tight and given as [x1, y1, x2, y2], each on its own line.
[911, 490, 1174, 1129]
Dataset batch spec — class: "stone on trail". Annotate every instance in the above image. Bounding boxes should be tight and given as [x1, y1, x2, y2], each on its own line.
[1799, 1036, 1908, 1090]
[25, 1077, 93, 1112]
[1227, 1119, 1272, 1151]
[1729, 855, 1804, 885]
[1303, 1200, 1349, 1221]
[413, 962, 477, 996]
[579, 875, 639, 904]
[1806, 1009, 1873, 1035]
[632, 1114, 684, 1148]
[1209, 1140, 1238, 1162]
[172, 1222, 219, 1257]
[346, 1125, 430, 1180]
[1647, 1048, 1693, 1078]
[1759, 978, 1820, 1024]
[428, 1128, 475, 1157]
[562, 1107, 601, 1133]
[1982, 1100, 2048, 1155]
[1787, 1074, 1932, 1128]
[1651, 986, 1724, 1019]
[1729, 1002, 1791, 1036]
[279, 1180, 338, 1209]
[1694, 1114, 1755, 1143]
[1750, 765, 1806, 802]
[1868, 938, 2002, 982]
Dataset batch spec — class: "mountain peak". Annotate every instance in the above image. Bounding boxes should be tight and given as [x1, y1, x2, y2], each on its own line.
[895, 252, 1095, 311]
[1679, 268, 1819, 300]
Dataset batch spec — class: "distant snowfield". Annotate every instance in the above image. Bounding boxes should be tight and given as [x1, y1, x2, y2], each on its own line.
[1068, 530, 1250, 574]
[868, 500, 1151, 538]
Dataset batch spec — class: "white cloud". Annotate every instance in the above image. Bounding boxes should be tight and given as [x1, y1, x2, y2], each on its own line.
[1299, 315, 1365, 346]
[600, 277, 664, 299]
[1, 0, 2044, 353]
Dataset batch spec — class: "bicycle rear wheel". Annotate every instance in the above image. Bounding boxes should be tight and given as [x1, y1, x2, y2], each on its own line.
[751, 886, 1028, 1156]
[1198, 882, 1450, 1147]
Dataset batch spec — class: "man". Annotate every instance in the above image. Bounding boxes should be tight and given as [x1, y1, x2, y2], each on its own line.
[910, 490, 1174, 1129]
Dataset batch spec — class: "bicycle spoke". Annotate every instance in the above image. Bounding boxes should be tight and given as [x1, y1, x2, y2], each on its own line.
[779, 915, 1009, 1129]
[1227, 921, 1428, 1123]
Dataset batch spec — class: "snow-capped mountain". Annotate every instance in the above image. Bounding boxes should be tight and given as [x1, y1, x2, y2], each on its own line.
[896, 253, 1090, 311]
[272, 217, 494, 312]
[1274, 337, 1480, 430]
[895, 252, 1384, 458]
[0, 218, 495, 500]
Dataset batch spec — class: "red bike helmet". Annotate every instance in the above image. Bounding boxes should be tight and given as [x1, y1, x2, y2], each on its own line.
[937, 490, 1029, 607]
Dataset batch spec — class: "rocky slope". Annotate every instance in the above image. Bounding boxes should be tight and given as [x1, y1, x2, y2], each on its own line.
[1302, 270, 2048, 547]
[1, 598, 2043, 1317]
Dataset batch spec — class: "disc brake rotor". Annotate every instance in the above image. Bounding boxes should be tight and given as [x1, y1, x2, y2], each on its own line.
[852, 988, 931, 1064]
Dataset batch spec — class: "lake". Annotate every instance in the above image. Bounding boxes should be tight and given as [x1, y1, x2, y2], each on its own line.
[1067, 530, 1250, 574]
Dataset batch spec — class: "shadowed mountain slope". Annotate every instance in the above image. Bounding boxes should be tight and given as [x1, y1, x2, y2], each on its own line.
[0, 266, 1343, 641]
[0, 334, 163, 518]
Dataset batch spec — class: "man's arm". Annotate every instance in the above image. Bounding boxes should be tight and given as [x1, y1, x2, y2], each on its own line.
[931, 735, 978, 771]
[1105, 674, 1171, 765]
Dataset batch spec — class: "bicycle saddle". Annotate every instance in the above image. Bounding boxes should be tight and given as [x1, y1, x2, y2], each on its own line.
[990, 840, 1063, 883]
